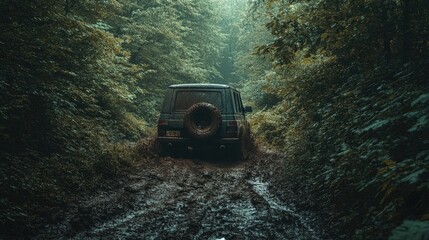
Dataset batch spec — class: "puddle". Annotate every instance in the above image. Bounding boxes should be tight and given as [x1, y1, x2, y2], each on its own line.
[35, 156, 324, 240]
[73, 181, 179, 239]
[248, 178, 321, 240]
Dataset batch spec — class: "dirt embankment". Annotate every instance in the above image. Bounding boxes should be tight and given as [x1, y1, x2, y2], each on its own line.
[34, 149, 330, 240]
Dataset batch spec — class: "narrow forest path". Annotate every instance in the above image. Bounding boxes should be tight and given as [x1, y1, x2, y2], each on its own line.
[35, 150, 327, 240]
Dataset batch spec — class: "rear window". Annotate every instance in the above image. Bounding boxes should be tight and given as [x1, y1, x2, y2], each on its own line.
[174, 91, 222, 111]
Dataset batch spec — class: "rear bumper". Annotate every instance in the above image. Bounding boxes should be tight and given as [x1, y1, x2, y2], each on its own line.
[157, 137, 239, 145]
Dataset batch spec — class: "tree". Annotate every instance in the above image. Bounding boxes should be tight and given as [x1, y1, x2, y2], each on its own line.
[246, 0, 429, 238]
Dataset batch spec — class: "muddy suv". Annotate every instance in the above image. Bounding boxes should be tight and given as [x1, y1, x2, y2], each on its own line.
[156, 83, 253, 159]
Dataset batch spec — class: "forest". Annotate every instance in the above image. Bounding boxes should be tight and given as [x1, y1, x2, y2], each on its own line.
[1, 0, 428, 239]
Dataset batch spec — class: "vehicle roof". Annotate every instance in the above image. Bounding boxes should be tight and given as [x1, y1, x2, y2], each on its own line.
[169, 83, 235, 90]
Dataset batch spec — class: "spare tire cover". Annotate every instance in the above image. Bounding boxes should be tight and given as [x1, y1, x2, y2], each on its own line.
[183, 102, 221, 139]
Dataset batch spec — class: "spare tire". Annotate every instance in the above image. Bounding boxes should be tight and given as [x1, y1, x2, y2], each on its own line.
[184, 102, 221, 139]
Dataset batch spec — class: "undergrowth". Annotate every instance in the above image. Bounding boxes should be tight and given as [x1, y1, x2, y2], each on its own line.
[0, 141, 146, 237]
[249, 61, 429, 239]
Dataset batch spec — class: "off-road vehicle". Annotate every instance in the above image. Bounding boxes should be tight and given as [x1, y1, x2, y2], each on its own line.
[156, 83, 253, 159]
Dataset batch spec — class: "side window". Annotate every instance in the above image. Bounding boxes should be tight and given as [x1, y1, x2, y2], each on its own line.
[238, 93, 244, 114]
[233, 92, 237, 112]
[233, 92, 242, 113]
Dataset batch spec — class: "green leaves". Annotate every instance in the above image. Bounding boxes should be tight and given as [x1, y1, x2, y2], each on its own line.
[389, 220, 429, 240]
[412, 93, 429, 107]
[119, 0, 223, 85]
[245, 0, 429, 238]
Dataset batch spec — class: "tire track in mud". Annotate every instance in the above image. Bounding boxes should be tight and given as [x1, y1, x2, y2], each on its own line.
[248, 178, 321, 240]
[35, 153, 324, 240]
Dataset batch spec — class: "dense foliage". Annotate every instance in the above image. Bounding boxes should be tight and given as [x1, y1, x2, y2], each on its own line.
[245, 0, 429, 238]
[0, 0, 225, 236]
[1, 0, 428, 238]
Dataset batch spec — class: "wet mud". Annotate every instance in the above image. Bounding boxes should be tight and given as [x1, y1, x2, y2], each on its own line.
[35, 150, 326, 240]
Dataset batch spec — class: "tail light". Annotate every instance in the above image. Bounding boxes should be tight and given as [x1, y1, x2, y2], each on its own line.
[158, 120, 168, 126]
[226, 120, 238, 138]
[157, 120, 168, 137]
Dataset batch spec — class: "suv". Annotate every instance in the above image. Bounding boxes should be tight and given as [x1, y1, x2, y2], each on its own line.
[156, 83, 253, 159]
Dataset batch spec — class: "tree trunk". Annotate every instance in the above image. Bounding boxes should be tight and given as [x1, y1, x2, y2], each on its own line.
[402, 0, 411, 63]
[381, 1, 391, 65]
[422, 1, 429, 60]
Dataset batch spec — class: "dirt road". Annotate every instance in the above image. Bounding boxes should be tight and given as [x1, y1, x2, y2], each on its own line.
[35, 150, 326, 239]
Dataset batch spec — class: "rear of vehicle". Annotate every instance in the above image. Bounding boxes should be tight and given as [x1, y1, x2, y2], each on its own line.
[156, 84, 251, 159]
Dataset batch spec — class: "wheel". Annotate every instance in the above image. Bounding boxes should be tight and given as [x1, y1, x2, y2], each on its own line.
[233, 134, 249, 161]
[183, 102, 221, 139]
[156, 142, 169, 157]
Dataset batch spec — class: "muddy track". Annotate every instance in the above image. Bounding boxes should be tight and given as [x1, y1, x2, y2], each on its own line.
[35, 151, 325, 240]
